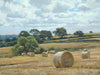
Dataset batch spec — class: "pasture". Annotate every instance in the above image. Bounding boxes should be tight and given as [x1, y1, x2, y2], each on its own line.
[0, 33, 100, 75]
[0, 47, 100, 75]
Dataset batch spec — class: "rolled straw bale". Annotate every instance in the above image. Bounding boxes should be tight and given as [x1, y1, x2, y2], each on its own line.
[21, 53, 26, 56]
[27, 52, 31, 56]
[82, 50, 90, 59]
[53, 51, 74, 68]
[30, 52, 35, 57]
[41, 52, 48, 57]
[48, 50, 56, 54]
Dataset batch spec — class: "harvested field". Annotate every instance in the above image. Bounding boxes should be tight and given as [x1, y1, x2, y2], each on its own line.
[39, 43, 100, 49]
[0, 47, 100, 75]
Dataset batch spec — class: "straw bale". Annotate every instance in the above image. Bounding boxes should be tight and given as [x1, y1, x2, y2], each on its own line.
[53, 51, 74, 68]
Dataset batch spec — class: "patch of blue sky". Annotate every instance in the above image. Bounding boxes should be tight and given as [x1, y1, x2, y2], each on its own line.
[69, 8, 78, 12]
[81, 0, 87, 3]
[13, 1, 21, 5]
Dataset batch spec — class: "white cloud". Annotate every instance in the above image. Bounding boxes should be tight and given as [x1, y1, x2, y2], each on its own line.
[0, 0, 100, 34]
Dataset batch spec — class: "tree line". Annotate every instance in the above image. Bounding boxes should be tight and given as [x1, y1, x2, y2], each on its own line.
[0, 27, 93, 48]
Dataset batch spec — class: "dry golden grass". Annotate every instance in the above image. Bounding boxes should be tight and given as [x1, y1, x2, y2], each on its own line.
[0, 47, 12, 56]
[85, 33, 100, 35]
[39, 43, 100, 49]
[0, 47, 100, 75]
[84, 38, 100, 40]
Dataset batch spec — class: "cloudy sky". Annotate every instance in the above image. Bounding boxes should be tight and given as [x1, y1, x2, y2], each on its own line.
[0, 0, 100, 35]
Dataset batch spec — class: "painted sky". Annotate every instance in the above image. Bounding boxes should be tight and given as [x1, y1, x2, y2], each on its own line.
[0, 0, 100, 35]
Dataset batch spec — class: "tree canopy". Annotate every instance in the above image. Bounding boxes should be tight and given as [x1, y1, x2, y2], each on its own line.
[19, 31, 30, 37]
[74, 30, 84, 37]
[12, 36, 38, 56]
[53, 27, 67, 38]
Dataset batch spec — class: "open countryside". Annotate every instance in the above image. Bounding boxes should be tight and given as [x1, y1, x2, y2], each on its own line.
[0, 33, 100, 75]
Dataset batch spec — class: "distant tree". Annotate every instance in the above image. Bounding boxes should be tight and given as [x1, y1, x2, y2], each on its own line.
[0, 39, 3, 42]
[5, 38, 11, 42]
[19, 31, 30, 37]
[30, 29, 40, 36]
[74, 30, 84, 37]
[89, 31, 93, 33]
[29, 29, 44, 43]
[12, 36, 38, 55]
[40, 30, 52, 39]
[53, 27, 67, 38]
[12, 37, 17, 41]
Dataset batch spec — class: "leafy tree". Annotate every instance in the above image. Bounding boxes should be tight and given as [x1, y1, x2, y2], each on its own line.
[19, 31, 30, 37]
[53, 27, 67, 38]
[40, 30, 52, 39]
[5, 38, 11, 42]
[25, 36, 38, 52]
[29, 29, 44, 43]
[74, 30, 84, 37]
[0, 39, 3, 42]
[89, 31, 93, 33]
[12, 36, 38, 55]
[30, 29, 40, 36]
[12, 37, 17, 41]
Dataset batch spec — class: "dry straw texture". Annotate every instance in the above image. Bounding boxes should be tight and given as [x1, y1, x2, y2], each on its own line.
[21, 53, 26, 56]
[8, 53, 13, 58]
[41, 52, 48, 57]
[53, 51, 74, 68]
[30, 52, 35, 57]
[48, 50, 56, 54]
[82, 50, 90, 59]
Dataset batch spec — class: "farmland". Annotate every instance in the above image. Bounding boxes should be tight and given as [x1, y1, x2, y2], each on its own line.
[0, 47, 100, 75]
[0, 33, 100, 75]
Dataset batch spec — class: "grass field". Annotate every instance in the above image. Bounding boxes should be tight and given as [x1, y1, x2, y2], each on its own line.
[0, 33, 100, 75]
[0, 47, 100, 75]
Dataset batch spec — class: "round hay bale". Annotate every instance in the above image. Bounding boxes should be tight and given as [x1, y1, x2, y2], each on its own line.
[53, 51, 74, 68]
[21, 53, 26, 56]
[48, 50, 56, 54]
[41, 52, 48, 57]
[30, 52, 35, 57]
[82, 50, 90, 59]
[27, 52, 31, 56]
[27, 52, 35, 57]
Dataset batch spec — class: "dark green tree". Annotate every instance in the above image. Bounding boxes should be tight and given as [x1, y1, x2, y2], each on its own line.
[40, 30, 52, 39]
[12, 36, 38, 55]
[53, 27, 67, 38]
[74, 30, 84, 37]
[19, 31, 30, 37]
[30, 29, 40, 36]
[89, 31, 93, 33]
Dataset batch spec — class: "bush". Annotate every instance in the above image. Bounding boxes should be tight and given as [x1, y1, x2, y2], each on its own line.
[55, 48, 65, 52]
[74, 31, 84, 37]
[48, 47, 55, 51]
[34, 48, 46, 54]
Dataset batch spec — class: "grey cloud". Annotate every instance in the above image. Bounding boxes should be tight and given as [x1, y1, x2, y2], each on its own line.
[78, 5, 90, 11]
[7, 12, 25, 18]
[4, 0, 13, 3]
[0, 24, 3, 26]
[35, 9, 50, 18]
[29, 0, 51, 8]
[53, 3, 69, 13]
[26, 19, 39, 24]
[96, 0, 100, 2]
[0, 6, 11, 13]
[35, 10, 44, 18]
